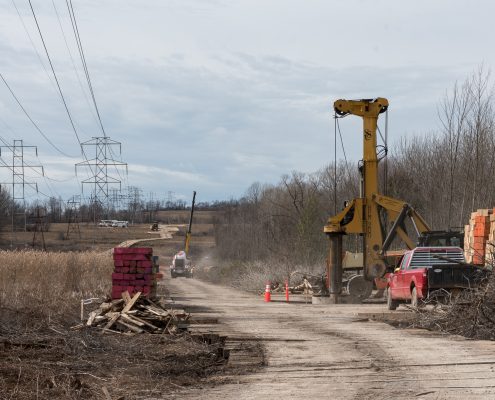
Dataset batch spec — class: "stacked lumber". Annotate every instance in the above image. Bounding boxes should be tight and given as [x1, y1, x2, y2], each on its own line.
[464, 209, 493, 265]
[112, 247, 163, 299]
[486, 212, 495, 265]
[83, 291, 189, 334]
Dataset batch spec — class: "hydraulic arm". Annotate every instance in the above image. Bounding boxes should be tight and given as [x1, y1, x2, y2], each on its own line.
[184, 191, 197, 256]
[324, 98, 431, 283]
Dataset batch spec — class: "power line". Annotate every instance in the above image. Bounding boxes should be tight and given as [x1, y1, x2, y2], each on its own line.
[0, 125, 70, 195]
[0, 72, 75, 157]
[27, 0, 94, 176]
[109, 144, 125, 182]
[51, 0, 100, 129]
[64, 0, 124, 205]
[75, 136, 127, 222]
[11, 0, 58, 95]
[0, 140, 43, 240]
[66, 0, 107, 137]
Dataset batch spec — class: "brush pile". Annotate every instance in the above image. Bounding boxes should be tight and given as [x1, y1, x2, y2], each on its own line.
[79, 291, 189, 334]
[414, 273, 495, 340]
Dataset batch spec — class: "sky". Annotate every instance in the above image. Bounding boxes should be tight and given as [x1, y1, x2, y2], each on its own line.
[0, 0, 493, 204]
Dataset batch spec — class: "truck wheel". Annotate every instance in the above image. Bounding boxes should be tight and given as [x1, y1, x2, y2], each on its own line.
[411, 287, 423, 308]
[386, 287, 398, 311]
[171, 272, 176, 279]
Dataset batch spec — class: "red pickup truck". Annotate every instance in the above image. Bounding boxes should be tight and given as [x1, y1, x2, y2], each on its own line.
[387, 247, 486, 310]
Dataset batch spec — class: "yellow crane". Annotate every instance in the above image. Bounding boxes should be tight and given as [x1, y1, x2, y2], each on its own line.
[324, 98, 432, 302]
[184, 191, 196, 257]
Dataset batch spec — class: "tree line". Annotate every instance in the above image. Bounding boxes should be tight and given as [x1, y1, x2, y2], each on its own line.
[214, 67, 495, 267]
[0, 189, 230, 231]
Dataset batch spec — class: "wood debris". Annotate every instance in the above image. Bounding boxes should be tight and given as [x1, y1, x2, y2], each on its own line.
[83, 291, 189, 334]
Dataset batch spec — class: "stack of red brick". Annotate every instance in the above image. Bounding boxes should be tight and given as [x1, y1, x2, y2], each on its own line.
[464, 209, 494, 265]
[111, 247, 162, 299]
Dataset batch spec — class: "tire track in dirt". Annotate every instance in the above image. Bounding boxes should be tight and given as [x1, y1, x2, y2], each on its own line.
[163, 278, 495, 400]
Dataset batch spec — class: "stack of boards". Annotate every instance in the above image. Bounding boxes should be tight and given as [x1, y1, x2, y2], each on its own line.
[464, 208, 495, 265]
[111, 247, 162, 299]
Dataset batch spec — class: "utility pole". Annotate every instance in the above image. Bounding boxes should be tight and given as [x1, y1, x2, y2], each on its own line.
[0, 140, 43, 246]
[75, 136, 127, 225]
[65, 195, 81, 240]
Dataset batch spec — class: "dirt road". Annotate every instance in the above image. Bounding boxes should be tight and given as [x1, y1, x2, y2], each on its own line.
[165, 278, 495, 399]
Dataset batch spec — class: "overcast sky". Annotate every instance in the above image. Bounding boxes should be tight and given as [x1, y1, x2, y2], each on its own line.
[0, 0, 493, 204]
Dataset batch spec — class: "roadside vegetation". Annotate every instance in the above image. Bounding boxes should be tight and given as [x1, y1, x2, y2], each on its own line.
[0, 249, 225, 399]
[413, 271, 495, 340]
[207, 67, 495, 290]
[0, 250, 112, 318]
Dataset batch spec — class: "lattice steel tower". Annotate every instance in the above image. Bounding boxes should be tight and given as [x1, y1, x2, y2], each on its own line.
[0, 140, 43, 239]
[75, 137, 127, 221]
[65, 195, 81, 240]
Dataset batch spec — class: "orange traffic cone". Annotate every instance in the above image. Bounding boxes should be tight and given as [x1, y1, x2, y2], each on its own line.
[264, 283, 271, 302]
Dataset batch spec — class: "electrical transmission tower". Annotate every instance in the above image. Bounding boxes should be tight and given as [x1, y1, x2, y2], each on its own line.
[75, 137, 127, 224]
[31, 206, 46, 251]
[145, 191, 157, 223]
[167, 191, 175, 207]
[109, 188, 126, 215]
[0, 140, 43, 245]
[65, 195, 81, 240]
[126, 186, 143, 224]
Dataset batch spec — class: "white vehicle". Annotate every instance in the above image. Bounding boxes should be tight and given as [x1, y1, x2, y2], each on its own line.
[112, 220, 128, 228]
[98, 220, 113, 227]
[170, 251, 193, 278]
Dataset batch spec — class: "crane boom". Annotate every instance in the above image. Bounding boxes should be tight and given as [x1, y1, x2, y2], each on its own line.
[184, 191, 196, 256]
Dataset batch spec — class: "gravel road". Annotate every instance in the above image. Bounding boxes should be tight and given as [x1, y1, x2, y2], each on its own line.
[164, 277, 495, 399]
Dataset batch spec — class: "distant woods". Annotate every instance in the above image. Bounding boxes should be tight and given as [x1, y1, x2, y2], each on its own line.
[214, 67, 495, 266]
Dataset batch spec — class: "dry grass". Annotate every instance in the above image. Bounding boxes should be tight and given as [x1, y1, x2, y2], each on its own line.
[196, 259, 324, 293]
[155, 210, 218, 224]
[0, 250, 113, 320]
[0, 223, 154, 252]
[0, 250, 228, 399]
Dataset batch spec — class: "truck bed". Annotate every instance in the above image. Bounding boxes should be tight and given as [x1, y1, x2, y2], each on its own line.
[427, 264, 488, 289]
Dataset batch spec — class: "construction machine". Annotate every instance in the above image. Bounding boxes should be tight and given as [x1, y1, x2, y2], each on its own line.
[170, 191, 197, 279]
[184, 191, 196, 257]
[324, 98, 458, 302]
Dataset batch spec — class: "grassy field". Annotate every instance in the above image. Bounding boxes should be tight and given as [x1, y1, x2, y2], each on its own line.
[0, 210, 222, 399]
[0, 250, 113, 317]
[155, 209, 219, 225]
[0, 210, 217, 253]
[0, 248, 223, 399]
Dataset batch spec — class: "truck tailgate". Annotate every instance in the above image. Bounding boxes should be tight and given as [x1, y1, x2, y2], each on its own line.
[427, 265, 488, 289]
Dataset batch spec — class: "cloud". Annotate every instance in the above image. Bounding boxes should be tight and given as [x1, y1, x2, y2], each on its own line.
[130, 164, 210, 185]
[0, 0, 492, 202]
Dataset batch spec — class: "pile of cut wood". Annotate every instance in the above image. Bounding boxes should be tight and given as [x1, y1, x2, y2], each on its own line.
[79, 291, 189, 334]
